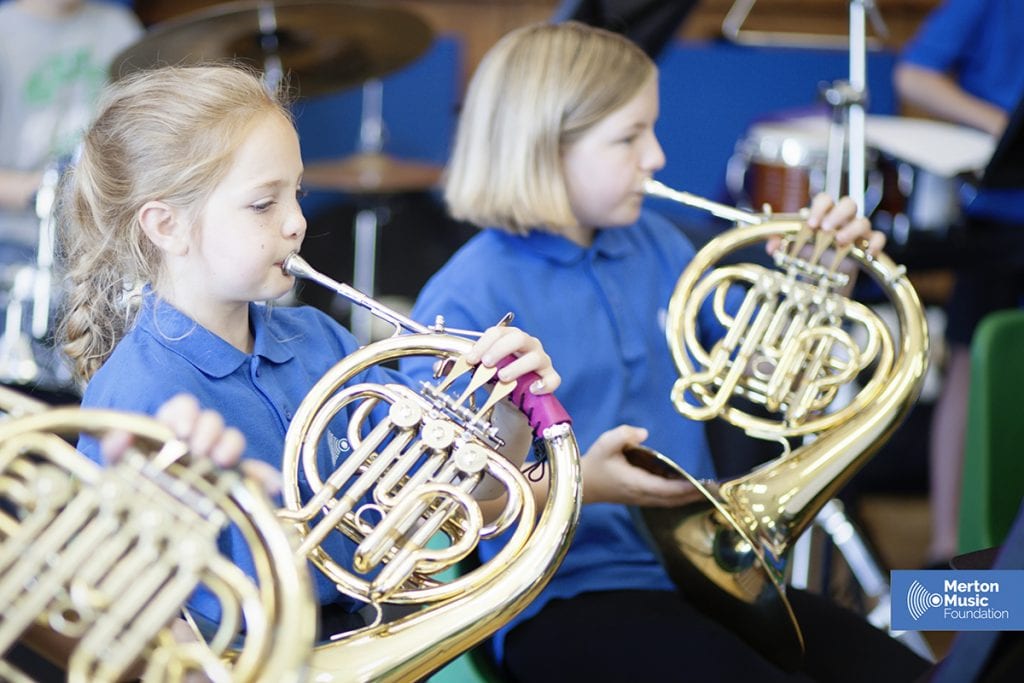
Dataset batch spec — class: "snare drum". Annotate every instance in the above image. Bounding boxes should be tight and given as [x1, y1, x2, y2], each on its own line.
[727, 115, 885, 215]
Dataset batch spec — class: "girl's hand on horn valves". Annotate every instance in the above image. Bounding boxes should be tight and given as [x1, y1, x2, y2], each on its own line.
[464, 325, 562, 395]
[766, 193, 887, 258]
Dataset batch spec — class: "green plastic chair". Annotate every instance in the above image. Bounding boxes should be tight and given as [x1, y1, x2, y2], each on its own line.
[958, 309, 1024, 554]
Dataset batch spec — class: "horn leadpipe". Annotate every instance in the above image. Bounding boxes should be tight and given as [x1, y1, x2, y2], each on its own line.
[644, 178, 764, 225]
[283, 252, 571, 436]
[283, 252, 430, 335]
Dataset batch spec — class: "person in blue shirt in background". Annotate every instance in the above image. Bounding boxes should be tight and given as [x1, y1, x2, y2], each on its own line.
[894, 0, 1024, 568]
[402, 20, 929, 683]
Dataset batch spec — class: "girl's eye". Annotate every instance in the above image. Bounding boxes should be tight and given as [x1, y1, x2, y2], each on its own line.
[296, 188, 308, 202]
[251, 200, 275, 213]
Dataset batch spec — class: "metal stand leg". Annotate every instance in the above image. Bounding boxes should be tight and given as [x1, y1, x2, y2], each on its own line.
[797, 499, 935, 662]
[351, 207, 379, 344]
[347, 79, 387, 345]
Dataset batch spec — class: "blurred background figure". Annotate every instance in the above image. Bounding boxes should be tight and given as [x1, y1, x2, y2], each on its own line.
[0, 0, 142, 261]
[893, 0, 1024, 568]
[0, 0, 142, 400]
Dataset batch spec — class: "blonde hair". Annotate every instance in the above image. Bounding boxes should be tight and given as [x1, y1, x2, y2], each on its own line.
[57, 64, 292, 383]
[445, 21, 656, 234]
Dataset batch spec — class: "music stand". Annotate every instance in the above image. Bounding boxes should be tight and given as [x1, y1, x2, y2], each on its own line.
[553, 0, 699, 60]
[979, 92, 1024, 190]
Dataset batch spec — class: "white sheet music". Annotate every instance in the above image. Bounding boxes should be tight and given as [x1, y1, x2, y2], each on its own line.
[865, 115, 996, 178]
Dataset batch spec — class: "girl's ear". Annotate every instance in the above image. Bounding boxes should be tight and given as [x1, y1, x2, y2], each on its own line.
[138, 201, 189, 256]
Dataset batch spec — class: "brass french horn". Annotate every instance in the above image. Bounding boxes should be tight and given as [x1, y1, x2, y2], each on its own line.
[0, 386, 316, 682]
[631, 179, 929, 669]
[280, 254, 582, 682]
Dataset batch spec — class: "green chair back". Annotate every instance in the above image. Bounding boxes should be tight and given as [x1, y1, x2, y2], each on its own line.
[959, 309, 1024, 554]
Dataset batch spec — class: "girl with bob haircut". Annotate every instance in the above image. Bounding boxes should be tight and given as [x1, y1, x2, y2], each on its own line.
[404, 21, 930, 683]
[57, 63, 562, 637]
[445, 20, 655, 234]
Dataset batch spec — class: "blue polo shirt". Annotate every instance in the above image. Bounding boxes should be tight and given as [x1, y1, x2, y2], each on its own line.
[79, 291, 410, 619]
[401, 209, 721, 661]
[900, 0, 1024, 223]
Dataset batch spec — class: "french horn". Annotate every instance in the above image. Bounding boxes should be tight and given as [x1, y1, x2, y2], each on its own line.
[280, 254, 582, 682]
[0, 386, 316, 682]
[631, 179, 928, 669]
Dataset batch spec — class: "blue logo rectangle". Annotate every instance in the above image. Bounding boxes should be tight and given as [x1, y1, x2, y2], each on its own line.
[891, 570, 1024, 631]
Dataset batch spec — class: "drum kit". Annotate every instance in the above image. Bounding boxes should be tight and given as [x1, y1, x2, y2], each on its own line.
[721, 0, 994, 248]
[0, 0, 444, 396]
[726, 111, 992, 244]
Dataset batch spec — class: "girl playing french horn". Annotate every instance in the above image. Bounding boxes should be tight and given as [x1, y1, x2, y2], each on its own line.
[401, 20, 931, 683]
[56, 63, 562, 637]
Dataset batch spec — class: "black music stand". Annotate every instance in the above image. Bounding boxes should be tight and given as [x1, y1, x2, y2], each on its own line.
[552, 0, 698, 60]
[979, 92, 1024, 190]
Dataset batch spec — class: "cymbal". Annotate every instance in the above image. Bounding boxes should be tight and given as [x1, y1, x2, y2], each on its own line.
[302, 152, 443, 194]
[110, 0, 434, 98]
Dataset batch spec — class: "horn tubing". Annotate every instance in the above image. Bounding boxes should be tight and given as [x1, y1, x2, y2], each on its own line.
[644, 178, 765, 225]
[634, 181, 928, 670]
[283, 252, 430, 334]
[307, 428, 579, 682]
[272, 277, 582, 681]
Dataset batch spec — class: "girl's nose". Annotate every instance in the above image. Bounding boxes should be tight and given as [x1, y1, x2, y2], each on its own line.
[285, 205, 307, 240]
[644, 134, 666, 172]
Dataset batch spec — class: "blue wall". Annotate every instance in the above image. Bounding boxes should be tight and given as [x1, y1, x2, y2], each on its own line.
[291, 37, 898, 232]
[293, 36, 461, 167]
[292, 36, 461, 220]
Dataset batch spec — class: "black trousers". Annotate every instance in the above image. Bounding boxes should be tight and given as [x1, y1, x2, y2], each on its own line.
[503, 589, 931, 683]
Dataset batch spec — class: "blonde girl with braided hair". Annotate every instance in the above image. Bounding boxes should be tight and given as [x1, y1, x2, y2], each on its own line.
[57, 63, 561, 636]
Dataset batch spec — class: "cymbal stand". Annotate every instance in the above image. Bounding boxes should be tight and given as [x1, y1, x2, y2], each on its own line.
[796, 1, 933, 662]
[350, 78, 386, 344]
[31, 164, 59, 340]
[0, 160, 62, 385]
[257, 1, 284, 94]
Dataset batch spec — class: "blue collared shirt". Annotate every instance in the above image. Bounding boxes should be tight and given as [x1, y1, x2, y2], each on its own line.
[79, 291, 410, 617]
[401, 209, 722, 661]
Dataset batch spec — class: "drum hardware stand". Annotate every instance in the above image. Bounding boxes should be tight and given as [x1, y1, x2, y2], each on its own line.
[350, 78, 387, 344]
[791, 1, 935, 661]
[257, 1, 284, 94]
[0, 268, 40, 384]
[723, 0, 888, 49]
[792, 500, 936, 662]
[31, 164, 59, 340]
[0, 161, 62, 385]
[819, 0, 889, 217]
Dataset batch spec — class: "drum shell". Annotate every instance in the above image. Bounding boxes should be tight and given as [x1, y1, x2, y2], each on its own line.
[726, 117, 885, 217]
[874, 157, 963, 236]
[728, 116, 963, 239]
[728, 117, 836, 213]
